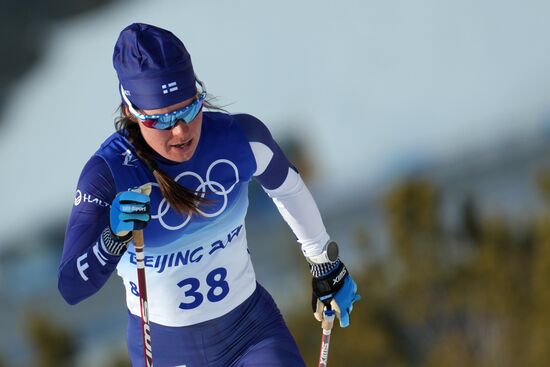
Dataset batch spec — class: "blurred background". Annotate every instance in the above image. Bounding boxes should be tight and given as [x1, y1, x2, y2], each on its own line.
[1, 0, 550, 366]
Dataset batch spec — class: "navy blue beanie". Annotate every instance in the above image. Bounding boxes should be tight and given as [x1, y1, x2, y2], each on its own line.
[113, 23, 197, 109]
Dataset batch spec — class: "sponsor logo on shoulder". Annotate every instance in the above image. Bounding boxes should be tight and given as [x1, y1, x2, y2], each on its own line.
[74, 190, 82, 206]
[74, 189, 110, 208]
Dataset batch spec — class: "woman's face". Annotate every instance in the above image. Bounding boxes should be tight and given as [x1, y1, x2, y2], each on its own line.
[136, 96, 203, 163]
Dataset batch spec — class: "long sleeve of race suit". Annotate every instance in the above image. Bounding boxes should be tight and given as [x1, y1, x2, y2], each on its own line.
[235, 114, 330, 259]
[58, 155, 121, 305]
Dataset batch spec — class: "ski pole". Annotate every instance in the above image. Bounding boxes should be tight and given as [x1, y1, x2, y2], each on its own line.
[318, 305, 336, 367]
[133, 229, 153, 366]
[133, 184, 153, 367]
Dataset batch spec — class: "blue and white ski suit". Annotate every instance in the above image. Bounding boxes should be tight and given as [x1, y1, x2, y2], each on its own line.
[59, 112, 330, 366]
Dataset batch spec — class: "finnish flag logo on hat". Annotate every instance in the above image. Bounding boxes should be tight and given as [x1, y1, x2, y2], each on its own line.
[162, 82, 179, 94]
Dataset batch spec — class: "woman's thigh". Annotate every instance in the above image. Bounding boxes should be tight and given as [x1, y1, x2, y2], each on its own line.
[236, 332, 306, 367]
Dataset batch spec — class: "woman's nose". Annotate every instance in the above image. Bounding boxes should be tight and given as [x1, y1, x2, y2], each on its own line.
[171, 120, 189, 136]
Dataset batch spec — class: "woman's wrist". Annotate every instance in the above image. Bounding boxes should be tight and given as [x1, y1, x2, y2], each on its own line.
[102, 227, 132, 256]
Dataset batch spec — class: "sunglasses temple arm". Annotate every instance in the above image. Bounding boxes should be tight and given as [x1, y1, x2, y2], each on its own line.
[120, 84, 145, 118]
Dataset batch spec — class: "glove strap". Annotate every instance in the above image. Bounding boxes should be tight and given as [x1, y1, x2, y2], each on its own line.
[101, 227, 132, 256]
[310, 259, 340, 278]
[312, 261, 348, 299]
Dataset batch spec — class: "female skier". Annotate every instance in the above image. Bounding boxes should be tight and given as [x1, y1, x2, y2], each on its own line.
[58, 23, 360, 367]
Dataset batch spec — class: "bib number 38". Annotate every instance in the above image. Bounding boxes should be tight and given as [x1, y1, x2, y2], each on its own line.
[177, 267, 230, 310]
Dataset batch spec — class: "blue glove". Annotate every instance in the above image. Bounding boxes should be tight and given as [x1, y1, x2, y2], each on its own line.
[312, 261, 361, 328]
[109, 190, 151, 239]
[330, 275, 361, 327]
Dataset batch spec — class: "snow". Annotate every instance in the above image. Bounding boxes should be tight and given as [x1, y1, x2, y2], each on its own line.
[2, 0, 550, 243]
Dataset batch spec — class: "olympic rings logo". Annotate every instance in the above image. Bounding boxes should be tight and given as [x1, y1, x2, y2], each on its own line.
[147, 159, 240, 231]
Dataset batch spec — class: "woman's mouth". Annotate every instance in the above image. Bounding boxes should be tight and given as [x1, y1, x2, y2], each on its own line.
[171, 139, 193, 150]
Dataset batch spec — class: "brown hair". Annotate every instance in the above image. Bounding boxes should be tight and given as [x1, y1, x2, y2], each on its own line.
[114, 98, 225, 215]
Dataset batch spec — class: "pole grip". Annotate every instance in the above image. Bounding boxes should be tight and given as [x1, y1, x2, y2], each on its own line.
[133, 229, 144, 250]
[318, 307, 336, 367]
[321, 305, 336, 331]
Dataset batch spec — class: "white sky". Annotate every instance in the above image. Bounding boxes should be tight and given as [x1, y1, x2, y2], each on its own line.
[1, 0, 550, 241]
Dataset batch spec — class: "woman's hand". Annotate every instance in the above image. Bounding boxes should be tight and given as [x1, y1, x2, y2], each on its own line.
[311, 261, 361, 328]
[109, 190, 151, 239]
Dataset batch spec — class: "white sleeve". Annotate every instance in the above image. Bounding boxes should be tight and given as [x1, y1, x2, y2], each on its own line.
[262, 168, 330, 259]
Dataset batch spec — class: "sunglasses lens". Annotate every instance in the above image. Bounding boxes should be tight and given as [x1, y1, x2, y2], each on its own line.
[141, 119, 157, 128]
[138, 95, 205, 130]
[179, 103, 201, 123]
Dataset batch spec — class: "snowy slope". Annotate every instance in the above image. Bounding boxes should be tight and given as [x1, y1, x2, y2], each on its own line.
[2, 0, 550, 242]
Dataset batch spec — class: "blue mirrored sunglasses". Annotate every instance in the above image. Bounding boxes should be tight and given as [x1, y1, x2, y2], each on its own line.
[130, 93, 206, 130]
[120, 82, 207, 130]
